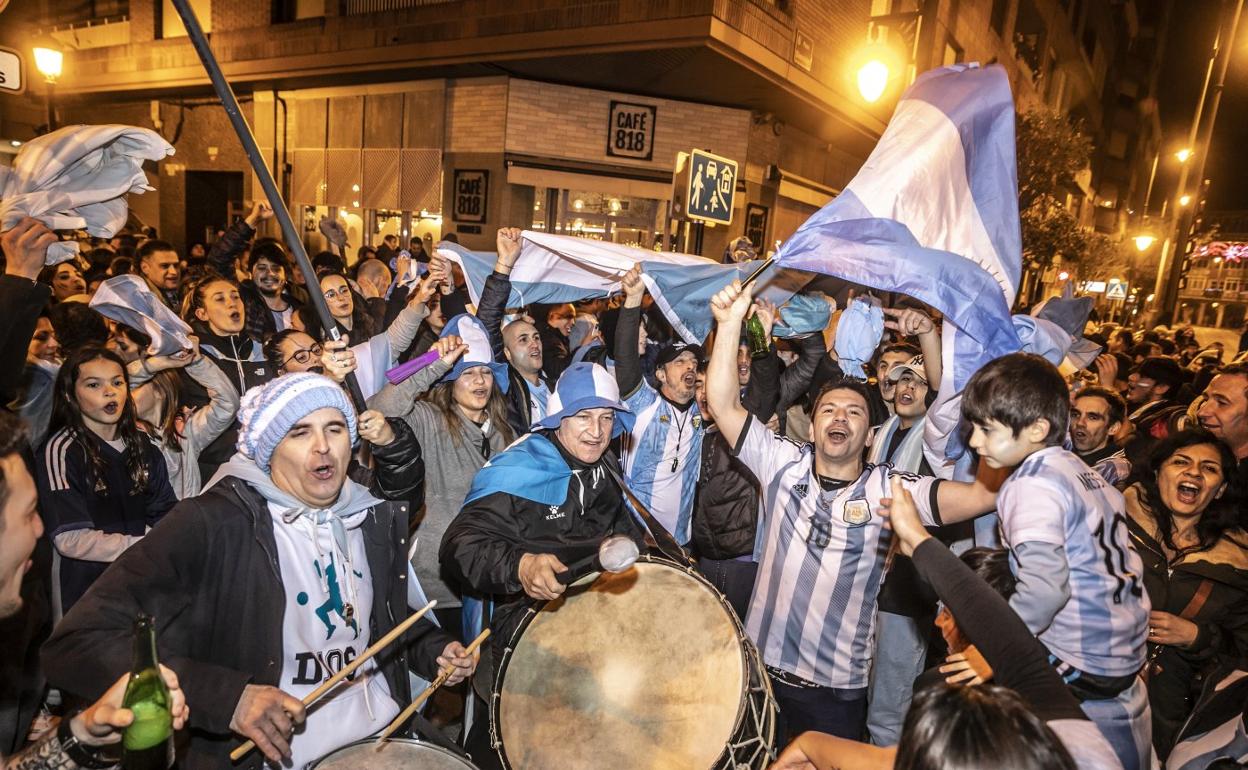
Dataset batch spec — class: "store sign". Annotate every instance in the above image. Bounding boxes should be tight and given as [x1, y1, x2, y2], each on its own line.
[745, 204, 769, 251]
[1084, 281, 1107, 294]
[452, 169, 488, 224]
[685, 149, 738, 226]
[0, 46, 24, 94]
[607, 101, 656, 161]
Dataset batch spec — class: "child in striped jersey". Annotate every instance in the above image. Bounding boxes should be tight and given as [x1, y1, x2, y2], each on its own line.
[961, 353, 1152, 770]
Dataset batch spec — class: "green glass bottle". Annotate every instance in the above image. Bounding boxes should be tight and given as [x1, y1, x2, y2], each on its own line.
[745, 312, 770, 359]
[121, 614, 173, 770]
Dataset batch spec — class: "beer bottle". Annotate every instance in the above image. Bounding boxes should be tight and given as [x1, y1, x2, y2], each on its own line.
[121, 614, 173, 770]
[745, 312, 770, 359]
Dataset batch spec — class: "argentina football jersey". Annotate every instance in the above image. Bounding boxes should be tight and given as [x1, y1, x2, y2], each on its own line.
[733, 416, 939, 688]
[619, 382, 704, 545]
[998, 446, 1150, 678]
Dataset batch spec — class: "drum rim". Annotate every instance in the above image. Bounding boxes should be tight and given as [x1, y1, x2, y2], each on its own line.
[309, 736, 478, 768]
[488, 553, 756, 770]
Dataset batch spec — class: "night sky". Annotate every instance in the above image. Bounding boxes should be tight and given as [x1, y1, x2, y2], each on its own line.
[1155, 1, 1248, 212]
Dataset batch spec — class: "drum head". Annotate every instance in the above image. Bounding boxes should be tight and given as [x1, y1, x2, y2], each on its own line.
[498, 560, 746, 769]
[311, 738, 478, 769]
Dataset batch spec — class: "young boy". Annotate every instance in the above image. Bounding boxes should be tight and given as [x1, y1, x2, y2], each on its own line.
[961, 352, 1151, 770]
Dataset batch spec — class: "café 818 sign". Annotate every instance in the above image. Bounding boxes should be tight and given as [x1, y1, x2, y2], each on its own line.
[607, 101, 656, 161]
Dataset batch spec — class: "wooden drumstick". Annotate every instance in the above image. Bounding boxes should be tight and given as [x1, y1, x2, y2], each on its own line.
[374, 628, 492, 750]
[229, 599, 438, 762]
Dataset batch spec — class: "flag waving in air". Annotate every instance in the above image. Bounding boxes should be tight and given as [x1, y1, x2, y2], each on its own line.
[437, 232, 805, 344]
[774, 62, 1023, 394]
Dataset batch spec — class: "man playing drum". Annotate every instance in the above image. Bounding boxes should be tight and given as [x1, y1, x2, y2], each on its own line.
[43, 373, 477, 769]
[706, 281, 1002, 745]
[441, 362, 643, 765]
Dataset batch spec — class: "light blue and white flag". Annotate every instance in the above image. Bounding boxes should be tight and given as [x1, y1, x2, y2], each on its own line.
[437, 232, 806, 344]
[771, 63, 1030, 485]
[89, 274, 193, 356]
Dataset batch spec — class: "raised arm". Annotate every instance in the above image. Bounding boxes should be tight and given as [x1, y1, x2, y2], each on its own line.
[478, 227, 523, 361]
[883, 307, 942, 391]
[777, 331, 828, 415]
[614, 264, 646, 397]
[181, 344, 242, 452]
[707, 280, 755, 450]
[365, 336, 466, 418]
[886, 477, 1087, 722]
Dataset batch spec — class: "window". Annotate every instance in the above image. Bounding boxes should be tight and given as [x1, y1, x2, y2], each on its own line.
[1082, 25, 1097, 60]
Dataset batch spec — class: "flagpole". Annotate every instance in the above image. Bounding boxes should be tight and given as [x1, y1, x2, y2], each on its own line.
[167, 0, 366, 410]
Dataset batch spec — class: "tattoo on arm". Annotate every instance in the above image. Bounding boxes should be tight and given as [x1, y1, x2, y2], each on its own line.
[7, 734, 77, 770]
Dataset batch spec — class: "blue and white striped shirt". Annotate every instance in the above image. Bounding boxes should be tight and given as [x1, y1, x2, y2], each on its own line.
[735, 417, 938, 689]
[619, 383, 704, 545]
[998, 446, 1150, 677]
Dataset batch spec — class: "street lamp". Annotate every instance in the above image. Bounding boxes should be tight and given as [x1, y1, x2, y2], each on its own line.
[1134, 235, 1156, 252]
[857, 60, 891, 103]
[1179, 194, 1193, 207]
[1175, 148, 1194, 163]
[32, 39, 62, 132]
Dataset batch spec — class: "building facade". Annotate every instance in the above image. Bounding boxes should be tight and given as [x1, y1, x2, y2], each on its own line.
[0, 0, 1163, 265]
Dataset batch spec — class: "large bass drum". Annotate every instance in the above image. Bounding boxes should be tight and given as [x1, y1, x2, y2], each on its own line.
[311, 738, 479, 769]
[491, 555, 776, 769]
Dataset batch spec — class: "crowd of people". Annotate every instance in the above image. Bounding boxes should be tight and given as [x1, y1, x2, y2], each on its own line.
[0, 208, 1245, 770]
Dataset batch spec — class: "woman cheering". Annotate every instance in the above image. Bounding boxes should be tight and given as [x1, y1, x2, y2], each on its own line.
[1125, 428, 1248, 757]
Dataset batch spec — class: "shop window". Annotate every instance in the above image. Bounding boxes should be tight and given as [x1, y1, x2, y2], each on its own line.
[532, 187, 665, 249]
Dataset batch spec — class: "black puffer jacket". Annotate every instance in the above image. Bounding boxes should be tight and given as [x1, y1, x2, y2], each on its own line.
[41, 473, 451, 770]
[206, 219, 303, 342]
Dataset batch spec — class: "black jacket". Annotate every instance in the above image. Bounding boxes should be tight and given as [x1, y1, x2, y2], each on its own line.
[1126, 485, 1248, 755]
[41, 476, 452, 770]
[690, 352, 777, 560]
[439, 434, 642, 656]
[206, 219, 303, 342]
[477, 271, 550, 436]
[0, 275, 51, 409]
[186, 321, 275, 482]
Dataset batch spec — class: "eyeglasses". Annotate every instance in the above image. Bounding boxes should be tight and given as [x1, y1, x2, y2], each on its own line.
[283, 343, 323, 367]
[323, 287, 352, 301]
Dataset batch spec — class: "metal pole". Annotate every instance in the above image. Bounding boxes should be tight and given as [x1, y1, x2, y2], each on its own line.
[1161, 0, 1243, 319]
[168, 0, 366, 409]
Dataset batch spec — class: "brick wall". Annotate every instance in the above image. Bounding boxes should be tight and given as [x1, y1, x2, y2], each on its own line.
[505, 79, 750, 172]
[445, 79, 507, 155]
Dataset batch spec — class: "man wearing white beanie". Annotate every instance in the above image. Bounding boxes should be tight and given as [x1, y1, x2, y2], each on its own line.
[44, 372, 476, 769]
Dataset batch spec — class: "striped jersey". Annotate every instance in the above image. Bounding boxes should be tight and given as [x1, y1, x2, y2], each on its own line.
[735, 416, 939, 689]
[1091, 450, 1131, 489]
[619, 382, 705, 545]
[998, 446, 1150, 677]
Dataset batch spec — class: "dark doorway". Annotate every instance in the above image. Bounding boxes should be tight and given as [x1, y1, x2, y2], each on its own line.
[185, 171, 243, 253]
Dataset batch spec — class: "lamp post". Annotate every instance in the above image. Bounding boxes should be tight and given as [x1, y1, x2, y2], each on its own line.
[32, 40, 63, 132]
[1159, 0, 1244, 319]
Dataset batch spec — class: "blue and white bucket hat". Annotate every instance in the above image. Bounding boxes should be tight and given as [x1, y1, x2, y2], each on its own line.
[534, 362, 634, 438]
[439, 313, 510, 394]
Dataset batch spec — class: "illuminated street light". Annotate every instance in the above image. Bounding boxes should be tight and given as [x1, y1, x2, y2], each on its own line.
[32, 44, 63, 82]
[1179, 194, 1193, 207]
[857, 60, 890, 103]
[1133, 235, 1156, 251]
[1057, 271, 1070, 281]
[1175, 148, 1194, 163]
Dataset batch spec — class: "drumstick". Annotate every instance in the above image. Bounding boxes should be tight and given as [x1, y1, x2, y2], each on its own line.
[229, 599, 438, 762]
[374, 628, 492, 750]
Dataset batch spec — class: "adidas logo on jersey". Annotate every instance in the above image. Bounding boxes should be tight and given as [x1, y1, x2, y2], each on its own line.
[791, 482, 809, 499]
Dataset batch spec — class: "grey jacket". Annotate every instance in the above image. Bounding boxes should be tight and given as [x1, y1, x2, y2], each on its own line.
[368, 358, 509, 606]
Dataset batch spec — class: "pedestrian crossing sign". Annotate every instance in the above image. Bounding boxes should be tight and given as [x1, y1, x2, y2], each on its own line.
[684, 149, 738, 226]
[1105, 280, 1128, 301]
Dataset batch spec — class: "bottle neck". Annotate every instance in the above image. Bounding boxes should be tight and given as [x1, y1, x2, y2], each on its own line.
[132, 617, 160, 671]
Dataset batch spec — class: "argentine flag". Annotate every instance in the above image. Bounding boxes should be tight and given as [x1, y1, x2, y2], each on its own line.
[437, 233, 805, 345]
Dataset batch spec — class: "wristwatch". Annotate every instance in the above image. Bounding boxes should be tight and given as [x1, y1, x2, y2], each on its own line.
[56, 715, 119, 770]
